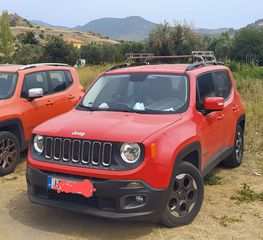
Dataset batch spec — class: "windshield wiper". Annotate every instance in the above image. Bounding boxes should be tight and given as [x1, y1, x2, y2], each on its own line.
[77, 104, 96, 111]
[77, 105, 169, 114]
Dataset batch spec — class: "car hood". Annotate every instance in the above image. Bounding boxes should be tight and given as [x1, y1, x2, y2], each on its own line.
[34, 109, 182, 142]
[0, 100, 6, 105]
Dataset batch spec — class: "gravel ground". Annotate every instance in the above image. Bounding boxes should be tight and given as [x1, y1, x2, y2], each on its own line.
[0, 151, 262, 240]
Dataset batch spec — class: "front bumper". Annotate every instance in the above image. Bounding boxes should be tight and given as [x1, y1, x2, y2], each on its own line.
[26, 167, 169, 221]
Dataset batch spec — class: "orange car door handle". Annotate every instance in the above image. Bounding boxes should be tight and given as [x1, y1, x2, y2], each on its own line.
[46, 100, 54, 106]
[68, 94, 75, 99]
[217, 114, 224, 121]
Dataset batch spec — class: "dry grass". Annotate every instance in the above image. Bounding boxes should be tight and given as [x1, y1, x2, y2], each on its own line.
[234, 72, 263, 173]
[11, 26, 118, 45]
[77, 64, 112, 89]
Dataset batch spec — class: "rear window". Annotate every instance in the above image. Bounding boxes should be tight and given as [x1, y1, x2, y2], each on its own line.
[49, 70, 73, 93]
[214, 71, 232, 99]
[0, 72, 18, 99]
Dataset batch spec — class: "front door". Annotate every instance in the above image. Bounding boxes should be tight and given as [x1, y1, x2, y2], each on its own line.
[20, 71, 57, 140]
[196, 72, 225, 166]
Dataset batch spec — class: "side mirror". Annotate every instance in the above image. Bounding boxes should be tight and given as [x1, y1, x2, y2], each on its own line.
[204, 97, 224, 111]
[28, 88, 44, 100]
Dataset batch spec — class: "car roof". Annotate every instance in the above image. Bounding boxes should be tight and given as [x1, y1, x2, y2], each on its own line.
[106, 64, 229, 76]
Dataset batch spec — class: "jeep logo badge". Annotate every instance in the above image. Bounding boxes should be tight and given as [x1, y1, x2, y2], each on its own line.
[72, 131, 86, 137]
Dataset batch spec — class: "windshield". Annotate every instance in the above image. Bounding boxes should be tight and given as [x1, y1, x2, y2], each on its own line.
[80, 73, 189, 114]
[0, 72, 18, 100]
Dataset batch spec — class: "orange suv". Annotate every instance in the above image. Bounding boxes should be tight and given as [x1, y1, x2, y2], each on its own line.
[0, 63, 85, 176]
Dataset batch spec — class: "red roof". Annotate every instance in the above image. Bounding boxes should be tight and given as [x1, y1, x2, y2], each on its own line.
[106, 64, 228, 75]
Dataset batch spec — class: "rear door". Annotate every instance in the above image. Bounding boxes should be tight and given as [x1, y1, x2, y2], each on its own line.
[46, 70, 77, 115]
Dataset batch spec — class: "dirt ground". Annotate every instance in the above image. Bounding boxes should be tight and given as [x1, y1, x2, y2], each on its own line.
[0, 151, 262, 240]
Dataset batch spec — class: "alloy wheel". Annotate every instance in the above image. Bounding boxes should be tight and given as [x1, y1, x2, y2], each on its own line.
[235, 130, 243, 163]
[168, 173, 197, 217]
[0, 138, 17, 169]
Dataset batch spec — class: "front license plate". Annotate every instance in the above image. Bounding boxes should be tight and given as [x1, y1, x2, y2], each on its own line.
[47, 176, 96, 198]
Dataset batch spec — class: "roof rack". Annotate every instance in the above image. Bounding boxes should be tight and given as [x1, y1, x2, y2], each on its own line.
[126, 53, 154, 62]
[19, 63, 70, 71]
[108, 51, 224, 72]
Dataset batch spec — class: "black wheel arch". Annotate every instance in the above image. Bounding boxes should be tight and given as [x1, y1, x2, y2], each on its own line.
[237, 114, 246, 132]
[169, 141, 202, 187]
[0, 118, 27, 151]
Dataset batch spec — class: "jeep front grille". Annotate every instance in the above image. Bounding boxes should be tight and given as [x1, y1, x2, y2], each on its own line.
[44, 137, 113, 167]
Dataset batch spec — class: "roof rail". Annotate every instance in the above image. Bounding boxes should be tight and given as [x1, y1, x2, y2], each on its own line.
[107, 63, 130, 71]
[106, 62, 150, 72]
[185, 62, 206, 71]
[19, 63, 70, 71]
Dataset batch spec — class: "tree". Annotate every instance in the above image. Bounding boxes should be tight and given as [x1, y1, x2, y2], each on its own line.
[168, 24, 204, 55]
[102, 44, 117, 63]
[232, 27, 263, 64]
[116, 41, 146, 62]
[44, 36, 79, 66]
[17, 31, 39, 45]
[14, 44, 44, 64]
[147, 22, 203, 56]
[206, 32, 232, 61]
[80, 43, 103, 64]
[0, 10, 15, 57]
[147, 22, 171, 55]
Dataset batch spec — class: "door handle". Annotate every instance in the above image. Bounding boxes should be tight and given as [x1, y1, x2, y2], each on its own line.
[46, 99, 54, 106]
[232, 105, 238, 112]
[68, 94, 75, 100]
[217, 114, 224, 121]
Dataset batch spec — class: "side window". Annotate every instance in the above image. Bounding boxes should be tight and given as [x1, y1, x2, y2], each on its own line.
[214, 71, 232, 99]
[49, 71, 67, 93]
[197, 73, 216, 105]
[22, 72, 48, 98]
[64, 71, 73, 86]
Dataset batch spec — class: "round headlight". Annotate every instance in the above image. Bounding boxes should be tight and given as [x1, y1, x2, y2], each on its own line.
[120, 143, 141, 164]
[33, 135, 44, 153]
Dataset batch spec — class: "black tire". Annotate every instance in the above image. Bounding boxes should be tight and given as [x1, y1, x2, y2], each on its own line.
[0, 131, 20, 176]
[221, 125, 244, 168]
[160, 162, 204, 228]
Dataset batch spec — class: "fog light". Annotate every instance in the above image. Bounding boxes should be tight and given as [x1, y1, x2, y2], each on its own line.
[135, 195, 144, 203]
[120, 194, 148, 209]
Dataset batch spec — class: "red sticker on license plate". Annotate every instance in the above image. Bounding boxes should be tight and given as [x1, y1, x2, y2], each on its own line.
[51, 178, 96, 198]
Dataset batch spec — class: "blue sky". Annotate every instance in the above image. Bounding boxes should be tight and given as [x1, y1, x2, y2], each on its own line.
[0, 0, 262, 29]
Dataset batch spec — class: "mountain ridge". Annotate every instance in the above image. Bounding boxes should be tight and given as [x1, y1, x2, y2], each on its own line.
[12, 14, 263, 42]
[73, 16, 156, 41]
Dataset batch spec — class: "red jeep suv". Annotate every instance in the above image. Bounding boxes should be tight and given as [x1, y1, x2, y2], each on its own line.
[26, 53, 245, 227]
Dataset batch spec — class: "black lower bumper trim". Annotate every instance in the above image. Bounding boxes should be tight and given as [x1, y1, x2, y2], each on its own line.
[26, 167, 169, 221]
